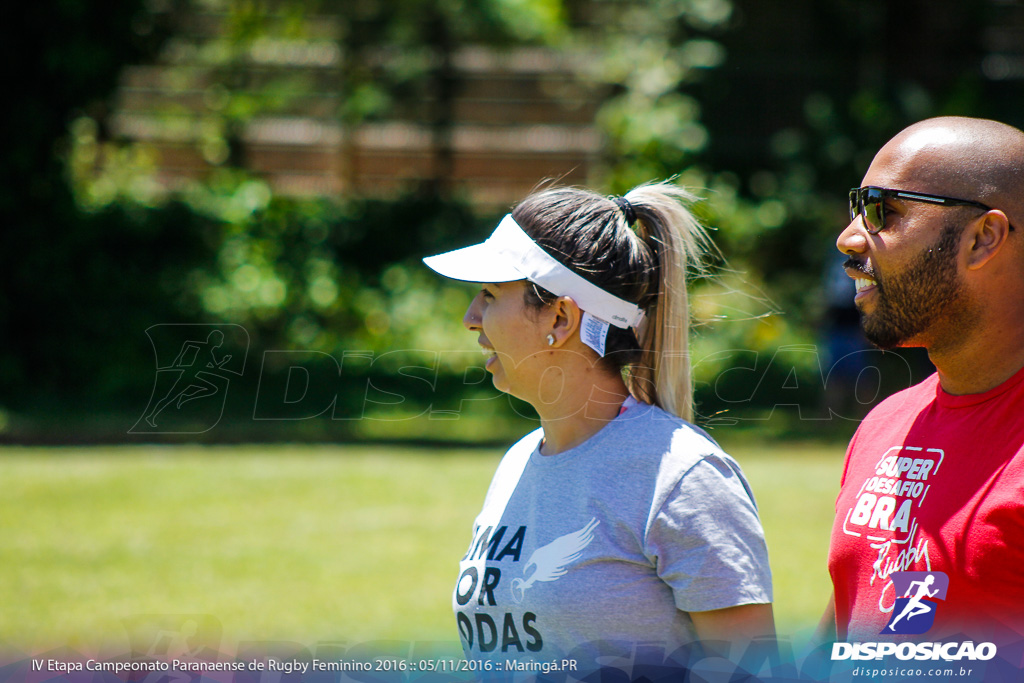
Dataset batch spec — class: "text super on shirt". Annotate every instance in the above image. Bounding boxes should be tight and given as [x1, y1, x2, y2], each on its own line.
[828, 365, 1024, 642]
[452, 399, 772, 669]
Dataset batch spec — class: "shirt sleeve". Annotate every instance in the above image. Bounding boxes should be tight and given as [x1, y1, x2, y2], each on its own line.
[643, 453, 774, 613]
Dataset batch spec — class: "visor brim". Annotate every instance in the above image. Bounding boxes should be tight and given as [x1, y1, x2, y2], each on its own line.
[422, 243, 525, 283]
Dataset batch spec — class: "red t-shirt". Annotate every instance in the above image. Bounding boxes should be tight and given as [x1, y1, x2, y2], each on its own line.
[828, 365, 1024, 642]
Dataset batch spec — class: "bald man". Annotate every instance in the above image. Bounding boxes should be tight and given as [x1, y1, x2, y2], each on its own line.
[823, 117, 1024, 643]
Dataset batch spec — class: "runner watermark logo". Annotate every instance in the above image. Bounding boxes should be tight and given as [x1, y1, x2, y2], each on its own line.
[832, 571, 998, 665]
[130, 324, 249, 434]
[882, 571, 949, 635]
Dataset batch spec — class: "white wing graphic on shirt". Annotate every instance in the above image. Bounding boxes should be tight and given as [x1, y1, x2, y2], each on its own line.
[510, 518, 599, 604]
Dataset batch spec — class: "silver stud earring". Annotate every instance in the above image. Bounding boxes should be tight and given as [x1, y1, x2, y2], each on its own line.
[546, 334, 556, 346]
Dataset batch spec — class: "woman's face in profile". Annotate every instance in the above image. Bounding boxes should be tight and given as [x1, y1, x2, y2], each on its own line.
[463, 280, 551, 401]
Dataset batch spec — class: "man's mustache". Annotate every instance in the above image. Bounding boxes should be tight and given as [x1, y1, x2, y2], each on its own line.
[844, 257, 876, 279]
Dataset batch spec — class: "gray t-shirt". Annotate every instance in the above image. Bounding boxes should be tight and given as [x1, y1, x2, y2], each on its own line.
[452, 398, 772, 672]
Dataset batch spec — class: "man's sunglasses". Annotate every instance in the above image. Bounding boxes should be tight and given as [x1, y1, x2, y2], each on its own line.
[848, 186, 998, 235]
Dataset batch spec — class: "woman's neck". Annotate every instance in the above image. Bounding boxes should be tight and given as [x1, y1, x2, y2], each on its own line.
[535, 373, 630, 456]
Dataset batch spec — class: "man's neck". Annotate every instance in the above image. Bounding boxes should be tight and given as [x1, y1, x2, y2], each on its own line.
[930, 315, 1024, 395]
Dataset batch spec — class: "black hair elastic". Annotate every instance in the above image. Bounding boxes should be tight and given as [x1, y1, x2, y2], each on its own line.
[611, 196, 637, 227]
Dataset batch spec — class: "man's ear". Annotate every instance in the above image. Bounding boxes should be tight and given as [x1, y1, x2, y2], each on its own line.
[547, 296, 582, 347]
[966, 210, 1012, 271]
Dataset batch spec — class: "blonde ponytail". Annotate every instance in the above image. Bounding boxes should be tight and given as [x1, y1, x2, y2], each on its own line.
[622, 183, 716, 421]
[511, 180, 717, 422]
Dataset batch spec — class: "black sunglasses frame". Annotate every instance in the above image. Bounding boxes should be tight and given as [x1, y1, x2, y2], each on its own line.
[849, 186, 1000, 235]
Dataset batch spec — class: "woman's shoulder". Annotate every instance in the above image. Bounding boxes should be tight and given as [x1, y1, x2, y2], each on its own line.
[625, 402, 752, 483]
[609, 403, 759, 516]
[612, 400, 724, 460]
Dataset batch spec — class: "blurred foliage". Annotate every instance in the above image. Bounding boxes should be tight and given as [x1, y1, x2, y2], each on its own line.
[579, 0, 732, 187]
[5, 0, 1021, 439]
[0, 1, 196, 409]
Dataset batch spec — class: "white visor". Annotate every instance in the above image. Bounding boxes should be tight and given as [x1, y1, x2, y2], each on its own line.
[422, 214, 645, 331]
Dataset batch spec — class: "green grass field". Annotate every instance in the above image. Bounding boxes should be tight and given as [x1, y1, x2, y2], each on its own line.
[0, 440, 843, 653]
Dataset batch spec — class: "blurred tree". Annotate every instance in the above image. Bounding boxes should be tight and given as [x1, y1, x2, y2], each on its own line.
[684, 0, 1010, 423]
[9, 0, 1020, 437]
[0, 2, 210, 411]
[570, 0, 732, 188]
[696, 0, 992, 319]
[58, 0, 573, 361]
[323, 0, 567, 195]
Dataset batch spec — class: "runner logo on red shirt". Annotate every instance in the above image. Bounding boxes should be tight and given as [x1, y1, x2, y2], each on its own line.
[882, 571, 949, 635]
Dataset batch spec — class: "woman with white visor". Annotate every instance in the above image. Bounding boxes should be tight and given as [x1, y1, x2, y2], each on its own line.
[424, 182, 774, 674]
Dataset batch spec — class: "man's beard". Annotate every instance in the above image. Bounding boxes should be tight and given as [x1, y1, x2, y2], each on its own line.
[846, 220, 967, 350]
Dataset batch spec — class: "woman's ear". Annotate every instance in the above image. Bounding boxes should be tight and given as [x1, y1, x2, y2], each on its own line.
[547, 296, 582, 347]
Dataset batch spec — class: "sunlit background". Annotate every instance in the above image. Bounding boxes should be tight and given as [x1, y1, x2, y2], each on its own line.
[4, 0, 1024, 659]
[13, 0, 1024, 440]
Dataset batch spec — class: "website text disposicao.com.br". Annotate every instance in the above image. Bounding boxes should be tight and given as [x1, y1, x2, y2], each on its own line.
[851, 665, 979, 678]
[835, 640, 996, 679]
